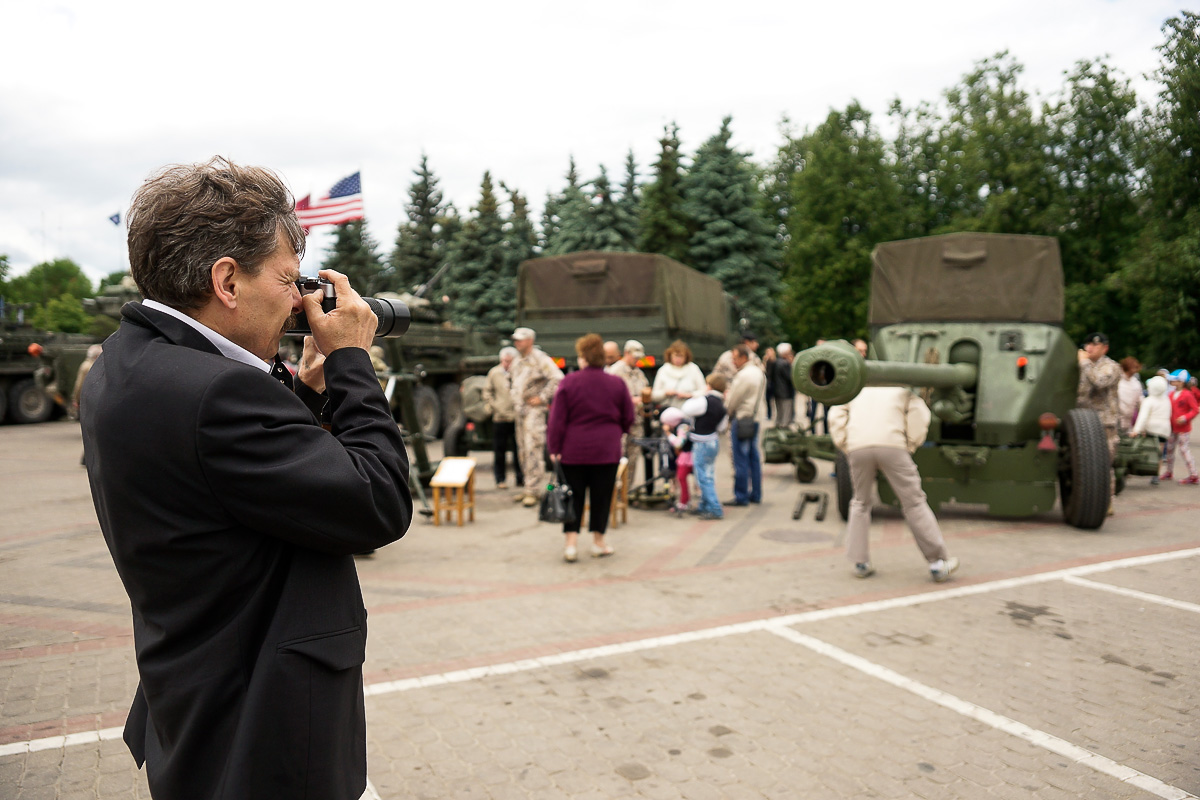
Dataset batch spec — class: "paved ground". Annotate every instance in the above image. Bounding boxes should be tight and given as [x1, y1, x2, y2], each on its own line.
[1, 419, 1198, 799]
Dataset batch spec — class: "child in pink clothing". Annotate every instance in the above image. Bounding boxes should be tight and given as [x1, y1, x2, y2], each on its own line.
[1164, 369, 1199, 484]
[661, 407, 694, 512]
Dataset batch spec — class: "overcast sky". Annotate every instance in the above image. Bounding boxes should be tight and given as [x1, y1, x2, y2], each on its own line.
[0, 1, 1183, 285]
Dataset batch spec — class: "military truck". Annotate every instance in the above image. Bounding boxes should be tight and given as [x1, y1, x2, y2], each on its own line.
[0, 303, 95, 424]
[789, 232, 1140, 530]
[515, 251, 737, 375]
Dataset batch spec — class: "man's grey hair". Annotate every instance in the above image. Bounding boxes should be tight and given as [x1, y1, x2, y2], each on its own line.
[126, 156, 304, 310]
[776, 343, 792, 356]
[500, 346, 518, 359]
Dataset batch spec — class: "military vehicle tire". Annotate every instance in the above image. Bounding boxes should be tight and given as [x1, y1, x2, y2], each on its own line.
[412, 385, 441, 439]
[0, 382, 8, 422]
[442, 421, 467, 457]
[1059, 408, 1110, 530]
[835, 450, 852, 521]
[794, 458, 817, 483]
[438, 382, 464, 434]
[9, 379, 53, 424]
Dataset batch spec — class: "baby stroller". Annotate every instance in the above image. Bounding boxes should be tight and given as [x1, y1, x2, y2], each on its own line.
[629, 434, 676, 507]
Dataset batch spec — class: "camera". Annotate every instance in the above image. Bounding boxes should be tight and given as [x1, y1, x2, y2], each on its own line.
[288, 277, 411, 339]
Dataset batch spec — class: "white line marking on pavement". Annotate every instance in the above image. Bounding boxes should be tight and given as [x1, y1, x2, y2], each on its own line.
[6, 547, 1200, 758]
[1063, 575, 1200, 614]
[0, 726, 124, 758]
[766, 625, 1198, 800]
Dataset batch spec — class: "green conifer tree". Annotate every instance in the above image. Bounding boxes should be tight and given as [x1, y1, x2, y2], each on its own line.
[442, 173, 508, 331]
[617, 150, 641, 245]
[321, 220, 389, 296]
[638, 124, 690, 262]
[390, 155, 449, 293]
[541, 157, 583, 251]
[681, 116, 781, 338]
[546, 167, 636, 254]
[493, 183, 538, 334]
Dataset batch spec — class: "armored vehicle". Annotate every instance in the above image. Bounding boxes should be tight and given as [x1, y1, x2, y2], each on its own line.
[373, 263, 502, 439]
[792, 233, 1119, 530]
[0, 303, 95, 423]
[515, 251, 737, 375]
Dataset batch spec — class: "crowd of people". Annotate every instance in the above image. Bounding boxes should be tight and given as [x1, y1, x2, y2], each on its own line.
[81, 156, 1196, 798]
[1078, 333, 1200, 491]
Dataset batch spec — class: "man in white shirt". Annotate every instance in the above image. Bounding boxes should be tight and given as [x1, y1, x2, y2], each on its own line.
[828, 386, 958, 582]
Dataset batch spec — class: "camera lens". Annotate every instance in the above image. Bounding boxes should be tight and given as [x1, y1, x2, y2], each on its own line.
[365, 298, 411, 338]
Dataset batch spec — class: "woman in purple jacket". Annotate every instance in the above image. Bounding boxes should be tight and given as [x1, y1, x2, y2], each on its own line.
[547, 333, 635, 562]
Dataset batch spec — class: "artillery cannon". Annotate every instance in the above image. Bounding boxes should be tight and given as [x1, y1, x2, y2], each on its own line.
[791, 233, 1119, 530]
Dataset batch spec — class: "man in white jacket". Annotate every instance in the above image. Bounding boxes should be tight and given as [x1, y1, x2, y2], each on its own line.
[828, 387, 958, 582]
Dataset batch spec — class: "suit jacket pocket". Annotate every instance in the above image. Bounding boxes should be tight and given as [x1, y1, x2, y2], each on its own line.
[277, 626, 365, 672]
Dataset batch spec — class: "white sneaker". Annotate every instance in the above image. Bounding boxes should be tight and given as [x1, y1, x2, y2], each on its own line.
[930, 557, 959, 583]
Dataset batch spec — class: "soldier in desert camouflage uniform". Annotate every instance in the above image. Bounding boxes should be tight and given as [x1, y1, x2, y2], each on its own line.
[510, 327, 564, 506]
[1077, 332, 1123, 457]
[1076, 332, 1122, 512]
[606, 340, 650, 488]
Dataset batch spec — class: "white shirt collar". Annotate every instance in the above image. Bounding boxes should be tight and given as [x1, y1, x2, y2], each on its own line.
[141, 299, 271, 373]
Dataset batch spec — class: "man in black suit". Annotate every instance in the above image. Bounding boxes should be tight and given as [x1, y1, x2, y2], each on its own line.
[81, 157, 413, 800]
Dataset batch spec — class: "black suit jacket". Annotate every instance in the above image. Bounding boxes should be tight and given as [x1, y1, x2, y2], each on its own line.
[81, 303, 412, 800]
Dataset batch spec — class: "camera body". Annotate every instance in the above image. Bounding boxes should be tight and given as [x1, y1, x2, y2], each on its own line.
[288, 277, 411, 339]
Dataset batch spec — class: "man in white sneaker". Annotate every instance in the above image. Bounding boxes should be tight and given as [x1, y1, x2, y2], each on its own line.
[828, 386, 958, 582]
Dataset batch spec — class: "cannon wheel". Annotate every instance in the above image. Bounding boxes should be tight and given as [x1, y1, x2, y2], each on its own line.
[9, 379, 54, 424]
[835, 450, 852, 521]
[1059, 408, 1110, 530]
[794, 457, 817, 484]
[412, 385, 440, 439]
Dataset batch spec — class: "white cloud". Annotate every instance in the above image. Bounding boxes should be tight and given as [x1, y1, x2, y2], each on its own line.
[0, 0, 1181, 283]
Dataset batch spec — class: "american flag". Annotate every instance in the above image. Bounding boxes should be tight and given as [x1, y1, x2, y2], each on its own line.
[295, 172, 364, 232]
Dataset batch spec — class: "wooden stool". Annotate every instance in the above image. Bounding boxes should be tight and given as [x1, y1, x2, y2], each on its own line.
[429, 457, 476, 527]
[610, 458, 629, 529]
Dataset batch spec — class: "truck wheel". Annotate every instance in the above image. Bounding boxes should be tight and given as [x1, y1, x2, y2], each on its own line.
[9, 379, 53, 424]
[1059, 408, 1110, 530]
[794, 458, 817, 483]
[412, 385, 441, 439]
[835, 450, 852, 521]
[438, 382, 463, 434]
[0, 381, 8, 422]
[442, 421, 467, 457]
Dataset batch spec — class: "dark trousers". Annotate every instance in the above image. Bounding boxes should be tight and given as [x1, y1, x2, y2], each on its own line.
[492, 421, 522, 485]
[560, 462, 620, 535]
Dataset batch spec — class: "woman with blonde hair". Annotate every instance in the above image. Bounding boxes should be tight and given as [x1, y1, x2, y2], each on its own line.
[547, 334, 635, 561]
[651, 339, 706, 410]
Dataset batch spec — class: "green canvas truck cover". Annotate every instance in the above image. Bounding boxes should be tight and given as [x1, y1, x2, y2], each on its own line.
[517, 251, 728, 339]
[869, 233, 1064, 326]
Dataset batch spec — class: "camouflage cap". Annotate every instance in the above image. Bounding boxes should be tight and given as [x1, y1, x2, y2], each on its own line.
[511, 327, 536, 341]
[624, 339, 645, 357]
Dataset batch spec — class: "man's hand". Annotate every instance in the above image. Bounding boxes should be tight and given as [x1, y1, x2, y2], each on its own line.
[527, 396, 543, 407]
[298, 336, 326, 394]
[1078, 349, 1090, 365]
[302, 270, 377, 355]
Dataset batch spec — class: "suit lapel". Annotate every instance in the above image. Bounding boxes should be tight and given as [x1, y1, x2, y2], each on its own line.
[121, 301, 224, 357]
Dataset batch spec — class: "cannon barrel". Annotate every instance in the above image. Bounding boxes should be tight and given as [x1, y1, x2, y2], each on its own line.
[792, 340, 978, 406]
